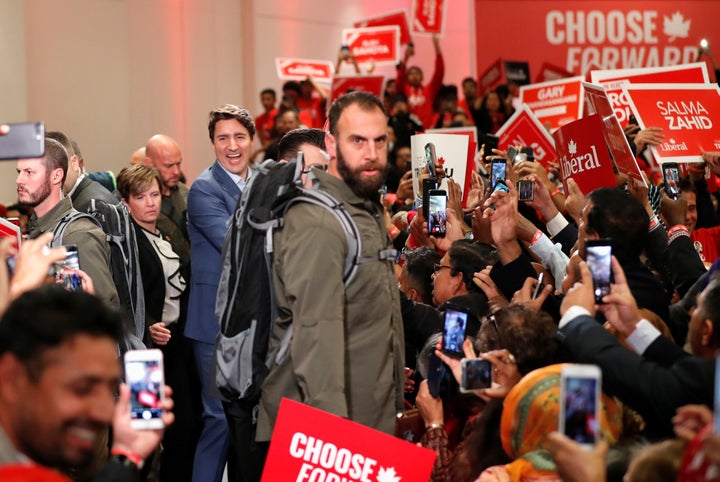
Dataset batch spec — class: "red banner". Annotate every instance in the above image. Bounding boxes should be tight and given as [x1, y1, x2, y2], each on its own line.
[354, 10, 412, 46]
[553, 114, 617, 195]
[329, 75, 385, 104]
[519, 77, 584, 131]
[410, 0, 447, 36]
[0, 218, 21, 249]
[474, 2, 720, 81]
[582, 82, 645, 184]
[275, 58, 334, 82]
[495, 104, 558, 168]
[342, 26, 400, 65]
[261, 399, 436, 482]
[590, 63, 710, 125]
[623, 83, 720, 163]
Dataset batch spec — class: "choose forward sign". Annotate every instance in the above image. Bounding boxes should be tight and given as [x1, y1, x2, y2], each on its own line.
[623, 83, 720, 163]
[261, 399, 436, 482]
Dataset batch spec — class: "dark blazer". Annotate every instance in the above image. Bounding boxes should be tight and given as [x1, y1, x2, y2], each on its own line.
[184, 161, 242, 344]
[560, 314, 714, 440]
[71, 176, 119, 213]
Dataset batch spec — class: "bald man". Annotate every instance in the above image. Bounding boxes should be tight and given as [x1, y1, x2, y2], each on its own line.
[130, 146, 149, 166]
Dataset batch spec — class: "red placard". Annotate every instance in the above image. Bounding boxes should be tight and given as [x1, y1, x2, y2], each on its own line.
[582, 82, 645, 184]
[590, 63, 710, 125]
[275, 58, 334, 82]
[354, 10, 411, 46]
[553, 114, 617, 195]
[0, 218, 21, 249]
[496, 104, 558, 168]
[410, 0, 447, 36]
[535, 62, 574, 83]
[342, 26, 400, 66]
[329, 75, 385, 104]
[261, 399, 436, 482]
[623, 83, 720, 163]
[519, 77, 584, 131]
[478, 59, 531, 93]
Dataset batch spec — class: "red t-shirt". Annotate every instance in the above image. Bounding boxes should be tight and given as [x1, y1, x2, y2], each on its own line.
[396, 54, 445, 130]
[255, 108, 279, 144]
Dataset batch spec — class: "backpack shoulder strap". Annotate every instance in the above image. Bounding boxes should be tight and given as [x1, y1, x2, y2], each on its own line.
[51, 209, 100, 246]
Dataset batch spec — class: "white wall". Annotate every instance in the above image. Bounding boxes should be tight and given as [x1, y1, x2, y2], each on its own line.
[0, 0, 473, 205]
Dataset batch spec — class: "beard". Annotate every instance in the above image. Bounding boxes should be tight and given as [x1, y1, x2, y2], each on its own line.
[17, 175, 51, 208]
[336, 146, 389, 200]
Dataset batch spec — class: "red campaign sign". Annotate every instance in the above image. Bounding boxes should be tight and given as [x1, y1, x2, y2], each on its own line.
[582, 82, 645, 185]
[479, 59, 531, 93]
[535, 62, 574, 83]
[410, 0, 446, 36]
[623, 83, 720, 163]
[495, 104, 558, 168]
[553, 114, 617, 195]
[354, 10, 412, 46]
[0, 218, 20, 249]
[519, 76, 584, 131]
[329, 75, 385, 104]
[342, 26, 400, 66]
[276, 58, 334, 82]
[590, 63, 709, 125]
[261, 398, 436, 482]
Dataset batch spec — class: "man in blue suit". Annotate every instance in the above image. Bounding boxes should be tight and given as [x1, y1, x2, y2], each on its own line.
[185, 104, 255, 482]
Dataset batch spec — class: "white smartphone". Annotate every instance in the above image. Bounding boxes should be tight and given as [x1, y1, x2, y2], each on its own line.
[124, 349, 165, 430]
[460, 358, 492, 393]
[559, 364, 601, 449]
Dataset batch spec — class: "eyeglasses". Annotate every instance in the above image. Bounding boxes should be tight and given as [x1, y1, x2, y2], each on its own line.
[433, 264, 453, 274]
[484, 313, 504, 346]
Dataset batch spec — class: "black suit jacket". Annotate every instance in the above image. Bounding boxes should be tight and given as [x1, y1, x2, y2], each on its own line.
[71, 176, 120, 213]
[560, 314, 714, 439]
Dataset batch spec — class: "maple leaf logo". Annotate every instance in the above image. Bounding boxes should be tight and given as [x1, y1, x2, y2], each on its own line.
[568, 139, 577, 155]
[376, 466, 401, 482]
[438, 156, 445, 165]
[663, 12, 690, 42]
[670, 138, 676, 144]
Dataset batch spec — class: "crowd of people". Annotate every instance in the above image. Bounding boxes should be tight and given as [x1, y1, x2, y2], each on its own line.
[1, 37, 720, 482]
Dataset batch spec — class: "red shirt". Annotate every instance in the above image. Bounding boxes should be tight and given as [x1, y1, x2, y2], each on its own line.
[255, 108, 279, 145]
[396, 54, 445, 129]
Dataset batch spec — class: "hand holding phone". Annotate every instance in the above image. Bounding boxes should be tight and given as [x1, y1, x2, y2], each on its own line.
[460, 358, 492, 393]
[490, 159, 507, 191]
[125, 349, 166, 429]
[441, 305, 470, 358]
[662, 162, 681, 200]
[517, 179, 534, 202]
[427, 189, 447, 238]
[585, 240, 612, 304]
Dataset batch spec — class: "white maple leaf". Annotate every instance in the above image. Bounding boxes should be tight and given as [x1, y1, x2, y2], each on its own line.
[663, 12, 690, 42]
[376, 466, 401, 482]
[568, 139, 577, 155]
[670, 138, 676, 144]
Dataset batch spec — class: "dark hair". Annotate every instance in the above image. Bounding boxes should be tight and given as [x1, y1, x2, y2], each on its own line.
[477, 304, 559, 375]
[678, 176, 695, 194]
[208, 104, 256, 140]
[70, 139, 82, 159]
[586, 187, 649, 263]
[462, 77, 477, 86]
[328, 91, 387, 137]
[447, 240, 499, 293]
[277, 128, 326, 162]
[45, 131, 75, 157]
[42, 138, 69, 184]
[5, 203, 32, 216]
[0, 286, 125, 379]
[282, 81, 302, 96]
[260, 88, 276, 98]
[404, 247, 442, 305]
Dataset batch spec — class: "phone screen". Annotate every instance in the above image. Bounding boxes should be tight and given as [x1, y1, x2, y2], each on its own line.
[126, 358, 164, 425]
[585, 242, 612, 303]
[517, 179, 534, 202]
[461, 359, 492, 392]
[491, 161, 507, 191]
[561, 373, 599, 446]
[663, 164, 680, 200]
[428, 191, 447, 237]
[442, 307, 468, 357]
[424, 143, 437, 176]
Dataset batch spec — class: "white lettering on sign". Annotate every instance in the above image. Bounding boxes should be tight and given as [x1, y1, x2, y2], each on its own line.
[537, 86, 566, 100]
[657, 101, 713, 130]
[546, 10, 657, 45]
[289, 432, 378, 482]
[353, 39, 390, 57]
[565, 46, 696, 72]
[422, 0, 438, 27]
[561, 141, 601, 176]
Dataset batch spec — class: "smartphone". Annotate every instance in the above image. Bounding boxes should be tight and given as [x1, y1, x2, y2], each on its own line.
[521, 147, 535, 162]
[422, 177, 438, 218]
[484, 134, 499, 159]
[628, 114, 638, 126]
[441, 304, 470, 358]
[490, 159, 507, 191]
[517, 179, 534, 202]
[125, 349, 165, 430]
[460, 358, 492, 393]
[662, 162, 681, 200]
[559, 364, 601, 448]
[532, 272, 545, 300]
[427, 189, 447, 238]
[507, 146, 519, 164]
[585, 239, 612, 304]
[0, 122, 45, 160]
[56, 244, 82, 291]
[424, 142, 438, 177]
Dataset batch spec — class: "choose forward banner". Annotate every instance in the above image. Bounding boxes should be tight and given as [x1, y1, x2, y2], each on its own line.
[260, 399, 436, 482]
[590, 63, 710, 125]
[553, 114, 617, 195]
[495, 104, 558, 168]
[623, 83, 720, 163]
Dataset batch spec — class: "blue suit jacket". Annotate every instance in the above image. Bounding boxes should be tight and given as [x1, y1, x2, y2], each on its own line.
[184, 161, 241, 344]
